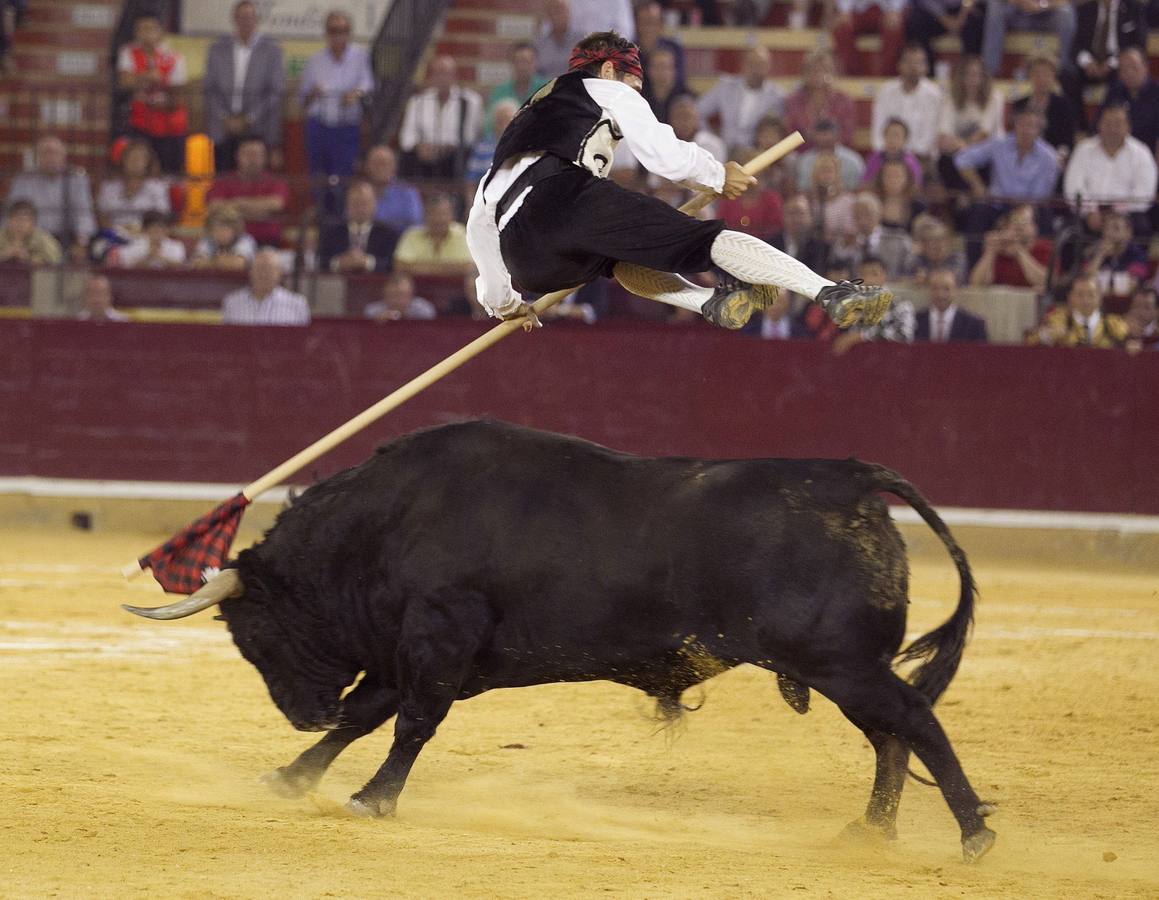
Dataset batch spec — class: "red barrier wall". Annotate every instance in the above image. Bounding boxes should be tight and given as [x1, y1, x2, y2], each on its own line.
[3, 319, 1158, 513]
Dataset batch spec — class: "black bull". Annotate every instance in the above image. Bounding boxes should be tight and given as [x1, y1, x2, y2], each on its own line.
[126, 421, 996, 862]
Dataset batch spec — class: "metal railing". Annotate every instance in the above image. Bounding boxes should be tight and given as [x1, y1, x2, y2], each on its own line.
[366, 0, 455, 145]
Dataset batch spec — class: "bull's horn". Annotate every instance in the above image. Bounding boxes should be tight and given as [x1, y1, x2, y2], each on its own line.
[122, 569, 243, 620]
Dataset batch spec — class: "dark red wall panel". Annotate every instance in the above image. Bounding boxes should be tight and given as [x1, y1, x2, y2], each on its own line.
[3, 320, 1157, 513]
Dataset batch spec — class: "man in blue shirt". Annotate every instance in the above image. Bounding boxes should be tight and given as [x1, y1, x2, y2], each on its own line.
[953, 106, 1059, 267]
[364, 145, 424, 234]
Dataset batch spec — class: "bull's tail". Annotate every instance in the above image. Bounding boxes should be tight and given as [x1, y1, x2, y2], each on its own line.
[867, 465, 976, 706]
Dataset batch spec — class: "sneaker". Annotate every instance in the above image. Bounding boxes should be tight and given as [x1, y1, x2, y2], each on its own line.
[701, 273, 780, 330]
[816, 280, 893, 328]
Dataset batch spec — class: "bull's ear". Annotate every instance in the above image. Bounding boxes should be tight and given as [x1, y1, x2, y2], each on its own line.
[123, 570, 244, 620]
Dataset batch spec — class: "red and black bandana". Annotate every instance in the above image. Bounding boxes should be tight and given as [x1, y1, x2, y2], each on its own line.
[568, 44, 643, 80]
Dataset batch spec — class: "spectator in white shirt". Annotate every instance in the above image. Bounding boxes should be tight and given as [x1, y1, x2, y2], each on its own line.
[113, 210, 186, 268]
[698, 46, 786, 152]
[398, 55, 484, 180]
[1064, 103, 1158, 236]
[222, 248, 310, 325]
[871, 43, 944, 161]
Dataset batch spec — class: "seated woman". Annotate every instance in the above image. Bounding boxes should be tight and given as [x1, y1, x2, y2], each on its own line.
[937, 55, 1004, 191]
[191, 204, 256, 270]
[969, 203, 1052, 291]
[96, 138, 170, 234]
[782, 49, 856, 148]
[874, 158, 926, 231]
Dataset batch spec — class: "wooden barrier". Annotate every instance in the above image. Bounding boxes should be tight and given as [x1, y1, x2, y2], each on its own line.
[2, 319, 1157, 513]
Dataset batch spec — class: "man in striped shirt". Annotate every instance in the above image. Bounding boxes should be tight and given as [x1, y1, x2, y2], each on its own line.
[222, 249, 310, 325]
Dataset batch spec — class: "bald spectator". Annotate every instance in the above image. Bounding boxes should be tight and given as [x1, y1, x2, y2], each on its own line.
[76, 273, 129, 322]
[1063, 103, 1158, 236]
[915, 269, 988, 342]
[870, 44, 944, 161]
[203, 0, 286, 172]
[398, 55, 483, 180]
[300, 10, 373, 185]
[393, 193, 474, 278]
[222, 249, 310, 325]
[7, 135, 95, 260]
[0, 200, 63, 266]
[832, 0, 906, 77]
[698, 46, 786, 151]
[487, 42, 548, 132]
[319, 180, 399, 274]
[669, 94, 726, 163]
[535, 0, 584, 77]
[207, 136, 289, 246]
[365, 271, 437, 321]
[363, 145, 424, 234]
[908, 215, 967, 285]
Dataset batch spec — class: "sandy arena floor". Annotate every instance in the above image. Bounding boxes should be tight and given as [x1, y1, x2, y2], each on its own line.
[2, 527, 1157, 899]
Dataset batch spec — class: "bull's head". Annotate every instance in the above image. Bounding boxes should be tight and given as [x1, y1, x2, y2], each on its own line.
[124, 566, 360, 732]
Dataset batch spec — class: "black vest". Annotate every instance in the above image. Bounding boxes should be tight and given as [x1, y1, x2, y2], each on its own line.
[484, 70, 622, 191]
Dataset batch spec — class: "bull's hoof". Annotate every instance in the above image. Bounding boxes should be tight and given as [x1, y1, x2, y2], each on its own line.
[345, 794, 395, 818]
[261, 767, 314, 799]
[962, 827, 997, 864]
[839, 817, 897, 844]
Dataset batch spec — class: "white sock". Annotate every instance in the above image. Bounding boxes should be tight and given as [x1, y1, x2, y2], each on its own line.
[613, 262, 712, 312]
[710, 230, 834, 299]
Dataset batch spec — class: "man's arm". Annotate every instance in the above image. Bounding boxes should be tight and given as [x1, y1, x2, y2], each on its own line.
[953, 140, 996, 198]
[465, 178, 523, 317]
[585, 78, 724, 192]
[252, 42, 287, 146]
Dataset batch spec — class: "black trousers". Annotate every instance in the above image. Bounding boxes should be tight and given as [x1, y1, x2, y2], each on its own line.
[499, 167, 725, 294]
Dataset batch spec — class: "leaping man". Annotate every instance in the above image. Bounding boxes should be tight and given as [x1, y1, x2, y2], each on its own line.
[466, 31, 892, 331]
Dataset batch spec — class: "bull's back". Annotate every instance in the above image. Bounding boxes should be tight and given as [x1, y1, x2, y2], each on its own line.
[268, 421, 907, 676]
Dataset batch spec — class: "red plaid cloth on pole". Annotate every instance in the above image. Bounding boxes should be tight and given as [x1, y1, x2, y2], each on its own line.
[138, 492, 251, 594]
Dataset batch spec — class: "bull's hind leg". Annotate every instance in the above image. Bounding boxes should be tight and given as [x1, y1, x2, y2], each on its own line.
[347, 589, 494, 818]
[263, 674, 399, 798]
[838, 719, 909, 841]
[815, 666, 996, 863]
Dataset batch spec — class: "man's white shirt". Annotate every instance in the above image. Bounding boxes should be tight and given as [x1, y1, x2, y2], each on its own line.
[467, 77, 725, 317]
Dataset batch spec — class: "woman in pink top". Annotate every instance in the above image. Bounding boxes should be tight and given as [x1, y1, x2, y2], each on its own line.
[783, 49, 856, 148]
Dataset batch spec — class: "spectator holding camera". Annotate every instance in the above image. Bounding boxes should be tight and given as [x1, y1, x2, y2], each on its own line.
[969, 203, 1051, 290]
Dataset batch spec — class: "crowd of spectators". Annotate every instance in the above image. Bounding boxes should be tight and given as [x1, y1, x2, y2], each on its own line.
[4, 0, 1159, 352]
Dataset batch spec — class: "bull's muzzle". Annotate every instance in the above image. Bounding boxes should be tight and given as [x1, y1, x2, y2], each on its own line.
[122, 569, 243, 620]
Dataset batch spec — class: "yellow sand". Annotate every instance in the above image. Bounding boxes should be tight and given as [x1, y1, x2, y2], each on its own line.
[2, 528, 1157, 898]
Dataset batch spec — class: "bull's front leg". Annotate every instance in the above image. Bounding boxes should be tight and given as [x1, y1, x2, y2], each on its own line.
[263, 674, 398, 799]
[346, 589, 494, 818]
